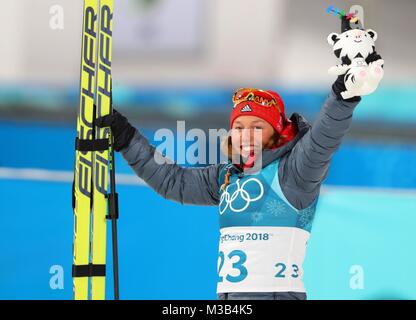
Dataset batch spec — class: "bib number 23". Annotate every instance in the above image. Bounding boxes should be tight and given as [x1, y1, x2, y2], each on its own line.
[218, 250, 247, 283]
[218, 250, 300, 283]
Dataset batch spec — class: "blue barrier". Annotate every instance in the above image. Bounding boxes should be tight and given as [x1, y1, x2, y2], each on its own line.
[1, 84, 416, 125]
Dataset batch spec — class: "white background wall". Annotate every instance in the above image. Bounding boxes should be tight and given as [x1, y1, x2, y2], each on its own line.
[0, 0, 414, 88]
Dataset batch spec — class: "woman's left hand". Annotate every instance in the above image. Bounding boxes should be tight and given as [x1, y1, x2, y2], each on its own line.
[332, 50, 385, 102]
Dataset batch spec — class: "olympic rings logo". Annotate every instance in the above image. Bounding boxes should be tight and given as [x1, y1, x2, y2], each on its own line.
[219, 178, 264, 215]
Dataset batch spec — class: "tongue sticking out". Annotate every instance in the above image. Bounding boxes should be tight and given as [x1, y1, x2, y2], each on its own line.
[239, 150, 256, 169]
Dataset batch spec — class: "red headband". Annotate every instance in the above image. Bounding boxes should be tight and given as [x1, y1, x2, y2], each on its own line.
[230, 88, 298, 149]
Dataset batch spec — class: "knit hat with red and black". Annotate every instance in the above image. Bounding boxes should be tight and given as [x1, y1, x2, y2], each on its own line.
[230, 88, 298, 149]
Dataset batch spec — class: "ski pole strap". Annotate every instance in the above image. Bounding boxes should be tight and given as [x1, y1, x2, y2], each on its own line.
[75, 137, 109, 152]
[106, 192, 119, 220]
[72, 263, 106, 278]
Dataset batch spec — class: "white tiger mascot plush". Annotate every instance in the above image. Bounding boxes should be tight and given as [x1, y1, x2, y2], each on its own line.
[327, 16, 384, 100]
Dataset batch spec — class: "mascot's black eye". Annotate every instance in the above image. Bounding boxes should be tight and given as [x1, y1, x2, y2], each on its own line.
[346, 35, 349, 38]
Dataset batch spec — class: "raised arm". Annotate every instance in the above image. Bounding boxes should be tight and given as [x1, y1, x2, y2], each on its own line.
[95, 110, 225, 206]
[121, 129, 225, 206]
[281, 15, 384, 210]
[280, 89, 360, 210]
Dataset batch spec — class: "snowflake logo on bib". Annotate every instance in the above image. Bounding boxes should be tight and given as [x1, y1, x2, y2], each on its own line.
[265, 198, 287, 217]
[251, 211, 264, 223]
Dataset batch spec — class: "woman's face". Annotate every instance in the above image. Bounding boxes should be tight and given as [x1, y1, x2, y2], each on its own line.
[231, 116, 275, 158]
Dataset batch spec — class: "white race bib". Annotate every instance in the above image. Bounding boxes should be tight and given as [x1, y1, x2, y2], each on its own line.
[217, 226, 309, 293]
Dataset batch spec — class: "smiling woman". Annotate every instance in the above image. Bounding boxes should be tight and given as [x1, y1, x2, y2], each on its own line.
[220, 88, 297, 169]
[218, 88, 298, 185]
[97, 78, 363, 300]
[92, 6, 385, 301]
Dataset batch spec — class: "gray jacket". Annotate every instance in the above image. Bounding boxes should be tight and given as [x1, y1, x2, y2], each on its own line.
[121, 89, 359, 210]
